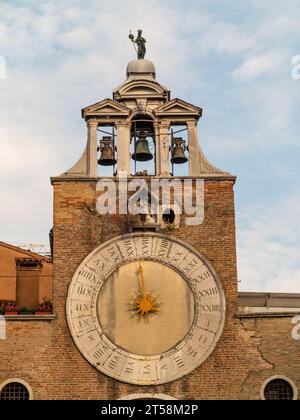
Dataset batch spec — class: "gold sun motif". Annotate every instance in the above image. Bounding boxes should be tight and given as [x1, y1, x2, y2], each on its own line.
[128, 262, 161, 321]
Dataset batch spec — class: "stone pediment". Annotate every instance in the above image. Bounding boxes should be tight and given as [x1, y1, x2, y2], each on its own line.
[81, 99, 131, 119]
[154, 98, 202, 118]
[114, 80, 169, 100]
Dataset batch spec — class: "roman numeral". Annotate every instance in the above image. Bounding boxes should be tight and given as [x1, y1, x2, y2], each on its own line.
[171, 249, 184, 263]
[83, 319, 90, 327]
[182, 258, 198, 273]
[79, 269, 97, 283]
[200, 304, 220, 313]
[187, 346, 198, 358]
[93, 343, 110, 360]
[197, 270, 211, 281]
[108, 355, 120, 370]
[173, 355, 185, 368]
[198, 287, 218, 298]
[123, 240, 134, 257]
[142, 238, 150, 255]
[78, 317, 90, 329]
[160, 363, 167, 372]
[87, 259, 108, 274]
[157, 239, 169, 258]
[77, 285, 92, 297]
[75, 303, 89, 312]
[191, 270, 211, 285]
[107, 246, 122, 263]
[98, 261, 107, 272]
[124, 361, 135, 374]
[199, 334, 208, 344]
[94, 258, 101, 266]
[142, 364, 151, 375]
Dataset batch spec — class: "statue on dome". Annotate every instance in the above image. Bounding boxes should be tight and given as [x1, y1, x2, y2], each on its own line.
[129, 30, 146, 59]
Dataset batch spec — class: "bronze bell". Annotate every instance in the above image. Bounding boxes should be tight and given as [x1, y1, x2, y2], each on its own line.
[171, 138, 188, 164]
[132, 132, 153, 162]
[98, 136, 117, 166]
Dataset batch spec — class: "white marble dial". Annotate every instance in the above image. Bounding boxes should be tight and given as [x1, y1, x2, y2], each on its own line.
[66, 233, 225, 385]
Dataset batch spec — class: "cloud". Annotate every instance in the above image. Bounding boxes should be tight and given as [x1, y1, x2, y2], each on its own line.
[0, 0, 299, 305]
[0, 0, 199, 244]
[231, 53, 285, 79]
[195, 17, 254, 56]
[238, 194, 300, 292]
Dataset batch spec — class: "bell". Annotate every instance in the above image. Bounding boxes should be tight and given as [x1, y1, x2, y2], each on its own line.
[132, 135, 153, 162]
[171, 138, 188, 164]
[98, 137, 117, 166]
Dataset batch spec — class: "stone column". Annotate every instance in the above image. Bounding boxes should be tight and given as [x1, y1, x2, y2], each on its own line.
[159, 121, 170, 177]
[116, 122, 131, 175]
[187, 120, 201, 176]
[154, 123, 160, 176]
[87, 119, 98, 177]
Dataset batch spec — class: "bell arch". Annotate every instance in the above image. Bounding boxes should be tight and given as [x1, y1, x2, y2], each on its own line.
[169, 122, 189, 176]
[130, 114, 156, 176]
[97, 122, 118, 176]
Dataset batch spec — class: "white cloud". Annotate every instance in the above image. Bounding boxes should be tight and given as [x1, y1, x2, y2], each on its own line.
[0, 0, 198, 244]
[0, 0, 299, 286]
[232, 53, 285, 79]
[197, 18, 254, 56]
[237, 194, 300, 293]
[56, 28, 94, 50]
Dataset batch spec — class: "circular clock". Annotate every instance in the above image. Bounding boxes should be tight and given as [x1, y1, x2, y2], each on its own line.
[66, 233, 225, 385]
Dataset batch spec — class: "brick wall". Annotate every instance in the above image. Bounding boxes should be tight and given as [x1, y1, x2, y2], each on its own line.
[0, 179, 299, 400]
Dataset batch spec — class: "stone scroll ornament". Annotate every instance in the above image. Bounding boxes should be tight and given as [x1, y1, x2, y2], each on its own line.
[66, 233, 226, 385]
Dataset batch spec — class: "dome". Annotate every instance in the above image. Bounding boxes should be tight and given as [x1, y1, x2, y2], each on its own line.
[126, 59, 156, 79]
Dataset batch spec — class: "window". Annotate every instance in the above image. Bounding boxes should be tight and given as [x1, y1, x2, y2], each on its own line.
[262, 377, 297, 400]
[0, 380, 32, 400]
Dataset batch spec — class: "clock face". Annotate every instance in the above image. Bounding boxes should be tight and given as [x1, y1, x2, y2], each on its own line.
[66, 233, 225, 385]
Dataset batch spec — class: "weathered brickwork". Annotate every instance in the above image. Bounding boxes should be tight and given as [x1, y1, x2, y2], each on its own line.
[0, 179, 299, 400]
[239, 316, 300, 399]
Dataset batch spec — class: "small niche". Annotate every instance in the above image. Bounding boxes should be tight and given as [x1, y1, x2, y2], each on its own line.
[162, 208, 176, 224]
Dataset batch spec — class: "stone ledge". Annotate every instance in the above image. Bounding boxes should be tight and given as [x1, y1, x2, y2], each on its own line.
[235, 311, 300, 319]
[3, 314, 56, 321]
[50, 175, 237, 183]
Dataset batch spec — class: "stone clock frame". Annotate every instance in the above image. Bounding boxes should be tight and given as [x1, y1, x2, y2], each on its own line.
[66, 233, 226, 385]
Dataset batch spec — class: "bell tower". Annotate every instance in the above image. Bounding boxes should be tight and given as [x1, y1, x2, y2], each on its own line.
[62, 52, 229, 179]
[51, 33, 239, 399]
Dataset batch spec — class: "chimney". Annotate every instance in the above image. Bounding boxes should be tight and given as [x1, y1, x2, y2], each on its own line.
[16, 258, 43, 309]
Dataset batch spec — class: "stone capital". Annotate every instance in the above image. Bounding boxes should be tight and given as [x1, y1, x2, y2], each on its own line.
[87, 119, 99, 127]
[115, 122, 130, 128]
[159, 120, 171, 128]
[186, 120, 197, 128]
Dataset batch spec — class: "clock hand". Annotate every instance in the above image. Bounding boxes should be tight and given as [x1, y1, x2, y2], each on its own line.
[138, 262, 146, 297]
[129, 261, 161, 320]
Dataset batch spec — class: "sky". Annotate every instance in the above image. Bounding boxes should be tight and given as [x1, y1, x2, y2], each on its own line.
[0, 0, 299, 292]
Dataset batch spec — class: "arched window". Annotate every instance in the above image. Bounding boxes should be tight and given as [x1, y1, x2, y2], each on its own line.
[262, 376, 297, 400]
[0, 379, 33, 400]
